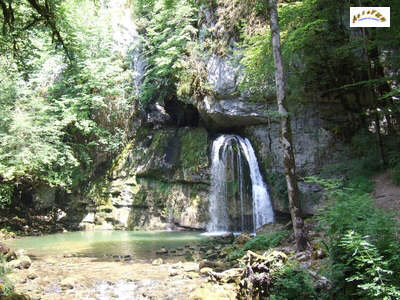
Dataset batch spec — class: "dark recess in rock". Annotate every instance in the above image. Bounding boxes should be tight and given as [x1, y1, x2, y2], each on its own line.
[164, 98, 200, 127]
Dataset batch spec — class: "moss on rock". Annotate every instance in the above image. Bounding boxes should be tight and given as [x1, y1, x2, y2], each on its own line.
[179, 127, 208, 172]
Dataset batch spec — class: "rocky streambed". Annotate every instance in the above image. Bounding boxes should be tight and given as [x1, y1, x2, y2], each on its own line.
[2, 224, 330, 299]
[9, 255, 236, 300]
[1, 232, 239, 299]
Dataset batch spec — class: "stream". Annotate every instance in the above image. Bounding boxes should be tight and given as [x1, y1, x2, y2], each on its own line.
[6, 231, 236, 299]
[8, 231, 207, 260]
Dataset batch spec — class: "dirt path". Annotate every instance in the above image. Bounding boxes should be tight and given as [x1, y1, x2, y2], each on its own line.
[373, 171, 400, 221]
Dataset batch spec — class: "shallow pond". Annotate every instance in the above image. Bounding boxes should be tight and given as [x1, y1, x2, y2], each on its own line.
[8, 231, 208, 260]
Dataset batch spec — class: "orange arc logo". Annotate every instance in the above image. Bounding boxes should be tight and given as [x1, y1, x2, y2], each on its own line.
[352, 10, 386, 23]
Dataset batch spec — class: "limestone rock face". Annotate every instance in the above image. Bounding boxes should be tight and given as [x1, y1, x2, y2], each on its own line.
[244, 104, 342, 215]
[197, 96, 271, 129]
[196, 52, 273, 129]
[80, 126, 210, 230]
[206, 54, 240, 97]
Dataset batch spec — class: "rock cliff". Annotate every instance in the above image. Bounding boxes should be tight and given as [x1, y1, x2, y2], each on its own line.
[41, 2, 349, 230]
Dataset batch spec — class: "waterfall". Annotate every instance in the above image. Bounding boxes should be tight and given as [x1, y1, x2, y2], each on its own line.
[207, 134, 274, 233]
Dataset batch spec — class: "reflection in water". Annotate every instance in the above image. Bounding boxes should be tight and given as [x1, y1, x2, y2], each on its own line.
[8, 231, 207, 260]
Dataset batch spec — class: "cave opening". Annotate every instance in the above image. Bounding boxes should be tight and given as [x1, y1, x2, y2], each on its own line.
[164, 98, 200, 127]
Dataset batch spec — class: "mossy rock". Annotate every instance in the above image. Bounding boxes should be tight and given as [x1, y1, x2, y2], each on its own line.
[178, 127, 208, 172]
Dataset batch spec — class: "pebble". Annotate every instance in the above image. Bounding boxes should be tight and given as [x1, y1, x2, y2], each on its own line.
[156, 248, 168, 254]
[168, 268, 179, 276]
[27, 273, 38, 280]
[152, 258, 163, 265]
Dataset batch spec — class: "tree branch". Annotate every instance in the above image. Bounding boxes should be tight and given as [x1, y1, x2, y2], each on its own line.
[26, 0, 72, 62]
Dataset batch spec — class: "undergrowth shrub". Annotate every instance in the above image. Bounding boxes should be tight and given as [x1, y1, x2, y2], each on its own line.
[227, 249, 245, 261]
[226, 231, 289, 261]
[0, 184, 14, 209]
[0, 255, 13, 296]
[315, 176, 400, 299]
[242, 231, 289, 251]
[392, 164, 400, 185]
[338, 231, 400, 299]
[385, 136, 400, 185]
[268, 263, 317, 300]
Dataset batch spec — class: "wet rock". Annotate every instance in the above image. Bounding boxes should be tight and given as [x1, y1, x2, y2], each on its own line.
[209, 268, 243, 284]
[183, 263, 199, 272]
[234, 233, 251, 245]
[199, 260, 226, 272]
[220, 232, 234, 243]
[27, 273, 38, 280]
[7, 255, 31, 269]
[0, 229, 16, 240]
[190, 283, 237, 300]
[199, 267, 213, 275]
[205, 250, 217, 259]
[152, 258, 163, 265]
[185, 272, 200, 279]
[156, 248, 168, 255]
[168, 268, 179, 277]
[5, 250, 17, 262]
[60, 277, 76, 290]
[1, 292, 30, 300]
[0, 242, 10, 255]
[295, 251, 311, 262]
[256, 222, 288, 235]
[220, 246, 234, 257]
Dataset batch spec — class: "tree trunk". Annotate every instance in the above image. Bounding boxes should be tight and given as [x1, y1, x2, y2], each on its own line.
[267, 0, 307, 251]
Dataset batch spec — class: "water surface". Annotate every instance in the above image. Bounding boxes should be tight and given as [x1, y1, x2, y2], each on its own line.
[8, 231, 207, 260]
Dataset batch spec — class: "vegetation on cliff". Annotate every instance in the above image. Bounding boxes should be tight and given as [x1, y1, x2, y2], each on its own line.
[0, 0, 135, 207]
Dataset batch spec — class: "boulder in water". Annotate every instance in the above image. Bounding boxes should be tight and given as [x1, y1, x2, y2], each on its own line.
[156, 248, 168, 255]
[7, 255, 31, 269]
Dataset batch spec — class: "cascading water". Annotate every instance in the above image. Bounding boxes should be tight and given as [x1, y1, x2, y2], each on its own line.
[207, 134, 274, 233]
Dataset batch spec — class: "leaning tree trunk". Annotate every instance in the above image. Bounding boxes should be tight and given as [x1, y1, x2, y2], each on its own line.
[267, 0, 307, 251]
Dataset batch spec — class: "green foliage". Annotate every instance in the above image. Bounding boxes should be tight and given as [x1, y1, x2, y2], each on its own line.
[227, 249, 245, 261]
[238, 0, 400, 139]
[0, 52, 79, 187]
[385, 137, 400, 185]
[133, 0, 199, 106]
[338, 231, 400, 299]
[268, 263, 317, 300]
[316, 175, 400, 298]
[0, 255, 13, 296]
[392, 164, 400, 185]
[242, 231, 289, 251]
[0, 184, 14, 209]
[0, 0, 134, 191]
[319, 130, 386, 192]
[239, 30, 275, 101]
